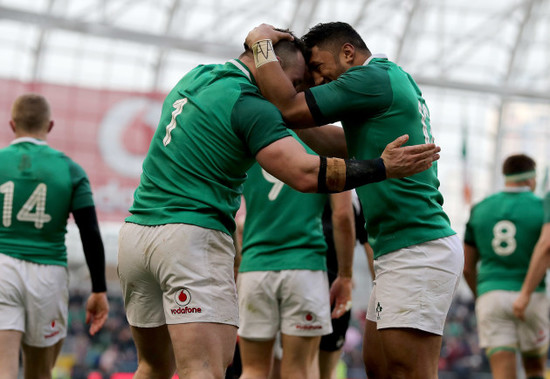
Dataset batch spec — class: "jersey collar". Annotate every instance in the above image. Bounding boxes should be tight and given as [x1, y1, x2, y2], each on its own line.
[503, 186, 532, 193]
[363, 53, 388, 66]
[228, 59, 253, 83]
[11, 137, 48, 146]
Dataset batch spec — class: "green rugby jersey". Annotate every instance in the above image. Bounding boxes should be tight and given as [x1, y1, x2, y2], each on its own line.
[305, 55, 454, 257]
[127, 59, 291, 235]
[239, 133, 328, 272]
[0, 138, 94, 266]
[464, 188, 545, 296]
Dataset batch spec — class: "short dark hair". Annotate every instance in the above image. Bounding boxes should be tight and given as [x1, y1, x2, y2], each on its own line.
[241, 28, 305, 71]
[502, 154, 536, 176]
[11, 93, 51, 133]
[302, 22, 369, 58]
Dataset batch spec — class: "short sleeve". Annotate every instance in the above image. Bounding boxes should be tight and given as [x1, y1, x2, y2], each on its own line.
[232, 92, 291, 156]
[306, 65, 393, 125]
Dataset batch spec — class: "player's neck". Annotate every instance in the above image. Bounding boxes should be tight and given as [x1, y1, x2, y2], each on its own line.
[239, 55, 258, 83]
[14, 131, 48, 141]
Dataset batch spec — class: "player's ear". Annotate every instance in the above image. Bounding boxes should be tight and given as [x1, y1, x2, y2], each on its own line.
[341, 43, 355, 65]
[47, 120, 54, 133]
[9, 120, 16, 133]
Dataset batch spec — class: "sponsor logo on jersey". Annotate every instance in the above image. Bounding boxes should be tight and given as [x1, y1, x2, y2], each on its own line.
[171, 288, 202, 315]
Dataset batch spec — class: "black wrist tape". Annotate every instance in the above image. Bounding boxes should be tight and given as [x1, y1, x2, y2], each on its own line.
[317, 157, 386, 193]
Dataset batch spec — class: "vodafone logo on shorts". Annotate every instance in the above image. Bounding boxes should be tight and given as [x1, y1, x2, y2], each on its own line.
[304, 312, 316, 323]
[44, 319, 61, 339]
[175, 288, 192, 307]
[294, 312, 322, 330]
[171, 288, 202, 316]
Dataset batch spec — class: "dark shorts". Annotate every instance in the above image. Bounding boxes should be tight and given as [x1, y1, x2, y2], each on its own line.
[319, 307, 351, 352]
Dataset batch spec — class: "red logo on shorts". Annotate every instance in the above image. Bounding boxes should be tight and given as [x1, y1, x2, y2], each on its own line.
[44, 319, 60, 339]
[174, 288, 192, 307]
[295, 312, 322, 330]
[304, 312, 316, 323]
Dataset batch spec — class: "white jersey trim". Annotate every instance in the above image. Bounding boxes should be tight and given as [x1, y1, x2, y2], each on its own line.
[229, 59, 251, 82]
[11, 137, 48, 146]
[503, 186, 532, 193]
[363, 53, 388, 66]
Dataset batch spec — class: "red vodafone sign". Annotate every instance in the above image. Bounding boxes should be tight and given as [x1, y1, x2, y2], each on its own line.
[0, 79, 166, 222]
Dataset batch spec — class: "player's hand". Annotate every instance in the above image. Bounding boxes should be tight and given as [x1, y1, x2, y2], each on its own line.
[513, 292, 530, 321]
[381, 134, 441, 179]
[86, 292, 109, 336]
[329, 276, 353, 319]
[245, 24, 294, 49]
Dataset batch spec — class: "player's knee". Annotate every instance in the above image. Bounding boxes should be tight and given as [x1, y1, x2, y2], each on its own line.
[136, 358, 176, 379]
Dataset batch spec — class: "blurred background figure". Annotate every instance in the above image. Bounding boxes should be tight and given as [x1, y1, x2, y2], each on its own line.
[464, 153, 549, 379]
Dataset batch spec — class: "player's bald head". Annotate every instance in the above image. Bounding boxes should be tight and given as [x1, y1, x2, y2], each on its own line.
[11, 93, 51, 133]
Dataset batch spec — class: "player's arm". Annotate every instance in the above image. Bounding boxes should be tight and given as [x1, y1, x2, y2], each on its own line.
[513, 223, 550, 320]
[294, 124, 348, 158]
[364, 242, 375, 280]
[233, 198, 246, 282]
[72, 206, 109, 335]
[462, 242, 479, 298]
[246, 25, 315, 128]
[328, 192, 355, 318]
[256, 134, 440, 193]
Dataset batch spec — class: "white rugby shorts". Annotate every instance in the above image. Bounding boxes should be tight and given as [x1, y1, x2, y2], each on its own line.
[118, 222, 239, 328]
[0, 253, 68, 347]
[476, 290, 549, 352]
[366, 235, 464, 335]
[237, 269, 332, 339]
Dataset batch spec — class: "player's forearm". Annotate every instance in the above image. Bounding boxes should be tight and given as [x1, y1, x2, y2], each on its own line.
[463, 271, 477, 298]
[520, 229, 550, 297]
[332, 205, 355, 278]
[73, 206, 107, 293]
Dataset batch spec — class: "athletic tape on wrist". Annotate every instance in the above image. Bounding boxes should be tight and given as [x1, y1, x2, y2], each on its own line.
[252, 39, 278, 68]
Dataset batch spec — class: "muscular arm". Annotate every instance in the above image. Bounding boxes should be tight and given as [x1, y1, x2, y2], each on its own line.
[328, 192, 355, 318]
[463, 243, 479, 298]
[256, 135, 440, 193]
[513, 223, 550, 320]
[294, 125, 348, 158]
[246, 26, 315, 127]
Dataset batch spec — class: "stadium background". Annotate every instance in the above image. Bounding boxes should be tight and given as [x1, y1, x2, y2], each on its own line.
[0, 0, 549, 377]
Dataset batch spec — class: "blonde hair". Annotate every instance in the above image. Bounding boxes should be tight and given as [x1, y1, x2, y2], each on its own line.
[11, 93, 51, 133]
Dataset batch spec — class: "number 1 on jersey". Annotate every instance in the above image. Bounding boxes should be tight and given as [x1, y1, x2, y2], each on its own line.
[163, 98, 188, 146]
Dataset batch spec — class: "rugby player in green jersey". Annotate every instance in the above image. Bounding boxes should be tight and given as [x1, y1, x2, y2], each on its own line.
[245, 22, 462, 379]
[0, 94, 108, 378]
[237, 131, 355, 379]
[118, 32, 441, 379]
[464, 154, 548, 379]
